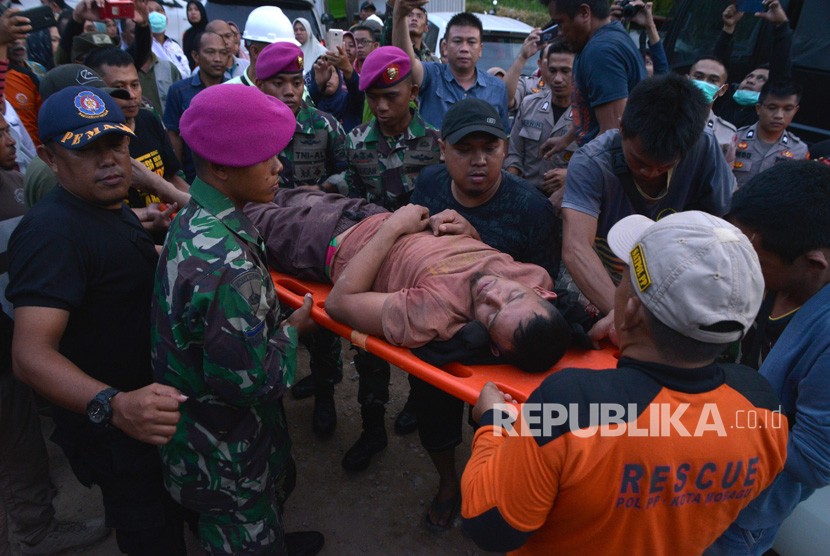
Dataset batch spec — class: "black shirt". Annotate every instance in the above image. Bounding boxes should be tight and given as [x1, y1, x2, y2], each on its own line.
[127, 108, 183, 208]
[7, 186, 158, 400]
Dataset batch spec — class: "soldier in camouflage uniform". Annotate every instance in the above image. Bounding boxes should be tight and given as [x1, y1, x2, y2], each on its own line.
[381, 2, 439, 62]
[344, 46, 440, 210]
[255, 41, 346, 434]
[151, 84, 321, 556]
[256, 41, 348, 192]
[339, 46, 441, 472]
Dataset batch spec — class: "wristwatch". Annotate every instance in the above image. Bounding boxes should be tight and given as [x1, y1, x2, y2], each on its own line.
[86, 387, 120, 426]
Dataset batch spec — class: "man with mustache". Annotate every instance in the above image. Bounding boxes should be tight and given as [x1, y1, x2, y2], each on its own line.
[8, 86, 192, 554]
[86, 47, 190, 239]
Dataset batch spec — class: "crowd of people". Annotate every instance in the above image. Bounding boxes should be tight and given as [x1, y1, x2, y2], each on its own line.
[0, 0, 827, 555]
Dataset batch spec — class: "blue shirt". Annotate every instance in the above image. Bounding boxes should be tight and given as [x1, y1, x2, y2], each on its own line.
[572, 21, 646, 146]
[163, 71, 224, 182]
[418, 63, 509, 131]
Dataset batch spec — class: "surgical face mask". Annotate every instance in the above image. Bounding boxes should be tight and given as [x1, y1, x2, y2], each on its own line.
[149, 12, 167, 34]
[733, 89, 760, 106]
[692, 79, 721, 104]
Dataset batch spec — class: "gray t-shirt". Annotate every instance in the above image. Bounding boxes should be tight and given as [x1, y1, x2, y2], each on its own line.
[562, 129, 736, 280]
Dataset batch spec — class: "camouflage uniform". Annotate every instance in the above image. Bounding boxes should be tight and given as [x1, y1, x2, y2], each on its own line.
[277, 104, 348, 391]
[344, 109, 441, 210]
[381, 10, 440, 63]
[279, 104, 348, 191]
[151, 178, 298, 556]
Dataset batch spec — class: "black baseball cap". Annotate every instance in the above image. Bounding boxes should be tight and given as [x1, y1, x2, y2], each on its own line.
[359, 2, 376, 11]
[441, 98, 507, 144]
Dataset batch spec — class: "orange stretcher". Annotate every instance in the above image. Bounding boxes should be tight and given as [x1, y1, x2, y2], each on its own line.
[272, 271, 619, 405]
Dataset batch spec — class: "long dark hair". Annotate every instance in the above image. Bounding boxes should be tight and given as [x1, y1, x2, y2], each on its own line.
[183, 1, 209, 70]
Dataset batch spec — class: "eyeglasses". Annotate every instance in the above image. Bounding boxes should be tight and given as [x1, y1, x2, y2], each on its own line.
[355, 38, 376, 46]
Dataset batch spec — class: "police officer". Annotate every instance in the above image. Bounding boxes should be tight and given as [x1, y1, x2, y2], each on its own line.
[340, 46, 442, 472]
[151, 84, 323, 556]
[343, 45, 441, 210]
[733, 80, 809, 189]
[506, 40, 576, 203]
[255, 40, 347, 436]
[256, 41, 347, 191]
[687, 56, 738, 165]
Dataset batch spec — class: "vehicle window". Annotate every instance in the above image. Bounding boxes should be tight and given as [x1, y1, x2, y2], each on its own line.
[791, 1, 830, 72]
[480, 35, 537, 76]
[670, 2, 760, 69]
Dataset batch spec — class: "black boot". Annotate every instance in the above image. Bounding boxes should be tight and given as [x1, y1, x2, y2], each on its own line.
[285, 531, 324, 556]
[341, 404, 387, 471]
[312, 384, 337, 437]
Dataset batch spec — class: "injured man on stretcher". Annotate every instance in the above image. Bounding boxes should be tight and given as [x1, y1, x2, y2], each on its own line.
[245, 188, 575, 373]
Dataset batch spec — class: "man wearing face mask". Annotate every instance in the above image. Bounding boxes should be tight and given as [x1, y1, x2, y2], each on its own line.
[712, 1, 791, 129]
[687, 56, 738, 165]
[147, 1, 191, 79]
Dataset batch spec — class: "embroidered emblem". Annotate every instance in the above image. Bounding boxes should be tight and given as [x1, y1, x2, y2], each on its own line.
[74, 91, 107, 119]
[297, 55, 304, 70]
[738, 141, 748, 150]
[631, 244, 651, 292]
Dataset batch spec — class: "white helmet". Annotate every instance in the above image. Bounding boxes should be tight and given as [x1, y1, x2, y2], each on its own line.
[242, 6, 298, 45]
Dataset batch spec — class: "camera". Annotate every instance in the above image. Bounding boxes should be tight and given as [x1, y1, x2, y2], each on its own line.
[618, 0, 642, 18]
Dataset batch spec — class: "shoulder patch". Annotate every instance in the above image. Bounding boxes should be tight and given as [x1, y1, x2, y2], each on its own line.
[231, 269, 263, 315]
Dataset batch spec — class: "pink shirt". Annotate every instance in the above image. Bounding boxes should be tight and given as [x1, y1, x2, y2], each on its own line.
[331, 214, 553, 347]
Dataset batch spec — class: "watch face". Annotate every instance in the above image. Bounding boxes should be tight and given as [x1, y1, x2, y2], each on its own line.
[88, 401, 107, 424]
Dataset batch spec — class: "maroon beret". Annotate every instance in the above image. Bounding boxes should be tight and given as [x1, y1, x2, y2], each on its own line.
[358, 46, 411, 91]
[180, 84, 295, 166]
[256, 42, 305, 81]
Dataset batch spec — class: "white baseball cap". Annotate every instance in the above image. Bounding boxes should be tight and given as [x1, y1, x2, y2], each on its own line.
[608, 211, 764, 343]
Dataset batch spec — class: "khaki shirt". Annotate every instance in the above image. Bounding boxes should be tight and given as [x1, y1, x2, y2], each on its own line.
[733, 123, 810, 188]
[505, 87, 577, 190]
[706, 110, 738, 166]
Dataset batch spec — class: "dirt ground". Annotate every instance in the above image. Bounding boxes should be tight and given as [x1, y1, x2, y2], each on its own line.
[33, 348, 486, 555]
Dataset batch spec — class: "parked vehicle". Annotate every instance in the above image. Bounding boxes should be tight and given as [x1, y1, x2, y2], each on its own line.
[205, 0, 325, 41]
[661, 0, 830, 143]
[424, 12, 538, 76]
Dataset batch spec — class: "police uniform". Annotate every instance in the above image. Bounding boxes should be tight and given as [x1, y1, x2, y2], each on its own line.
[505, 87, 576, 191]
[152, 85, 301, 555]
[733, 123, 810, 189]
[345, 46, 441, 210]
[511, 75, 545, 115]
[706, 109, 738, 166]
